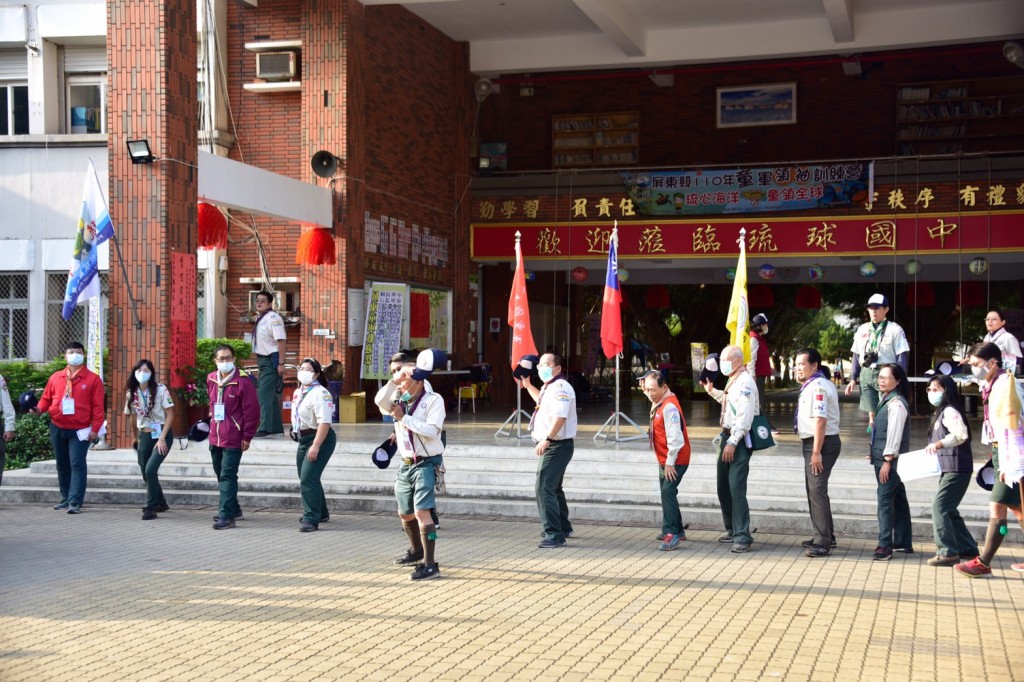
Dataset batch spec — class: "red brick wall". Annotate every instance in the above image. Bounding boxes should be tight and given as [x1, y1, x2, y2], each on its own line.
[481, 42, 1020, 170]
[107, 0, 198, 443]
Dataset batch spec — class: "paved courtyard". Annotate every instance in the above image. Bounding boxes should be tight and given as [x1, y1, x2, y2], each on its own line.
[1, 503, 1023, 681]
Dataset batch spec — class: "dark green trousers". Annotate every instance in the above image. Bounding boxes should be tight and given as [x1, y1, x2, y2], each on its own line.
[874, 462, 913, 550]
[536, 439, 574, 541]
[137, 430, 173, 510]
[296, 429, 336, 525]
[210, 446, 243, 520]
[256, 353, 283, 434]
[660, 463, 689, 536]
[931, 472, 978, 558]
[717, 437, 752, 545]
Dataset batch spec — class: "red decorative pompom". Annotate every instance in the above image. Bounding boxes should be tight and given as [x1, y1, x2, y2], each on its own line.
[197, 202, 228, 250]
[296, 227, 336, 265]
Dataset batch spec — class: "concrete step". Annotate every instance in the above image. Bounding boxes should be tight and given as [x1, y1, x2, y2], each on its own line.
[3, 442, 1019, 544]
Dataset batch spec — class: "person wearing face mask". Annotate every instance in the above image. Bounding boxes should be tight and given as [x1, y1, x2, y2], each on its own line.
[374, 352, 440, 528]
[374, 349, 447, 580]
[747, 313, 780, 435]
[123, 359, 176, 520]
[983, 308, 1021, 375]
[206, 344, 260, 530]
[517, 352, 578, 549]
[867, 363, 914, 561]
[700, 345, 758, 553]
[845, 294, 910, 428]
[291, 358, 336, 532]
[956, 342, 1024, 577]
[922, 374, 977, 567]
[31, 342, 105, 514]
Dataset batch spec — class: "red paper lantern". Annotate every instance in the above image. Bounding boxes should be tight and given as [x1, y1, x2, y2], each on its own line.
[197, 202, 228, 250]
[906, 282, 935, 307]
[644, 285, 670, 309]
[957, 281, 984, 307]
[571, 266, 588, 282]
[795, 285, 821, 309]
[296, 227, 336, 265]
[749, 284, 775, 309]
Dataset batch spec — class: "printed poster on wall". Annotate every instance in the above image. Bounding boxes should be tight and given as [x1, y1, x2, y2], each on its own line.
[170, 252, 197, 389]
[360, 283, 406, 380]
[409, 287, 451, 353]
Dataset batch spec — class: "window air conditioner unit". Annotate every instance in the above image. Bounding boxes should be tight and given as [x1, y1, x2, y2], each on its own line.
[256, 52, 297, 81]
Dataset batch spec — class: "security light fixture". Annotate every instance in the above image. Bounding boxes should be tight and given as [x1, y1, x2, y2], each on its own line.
[1005, 41, 1024, 69]
[126, 139, 155, 164]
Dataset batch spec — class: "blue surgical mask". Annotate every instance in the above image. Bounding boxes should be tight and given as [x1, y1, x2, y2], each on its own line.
[135, 370, 152, 384]
[538, 367, 555, 383]
[720, 359, 734, 375]
[927, 392, 944, 407]
[217, 361, 235, 374]
[66, 352, 85, 366]
[400, 391, 413, 402]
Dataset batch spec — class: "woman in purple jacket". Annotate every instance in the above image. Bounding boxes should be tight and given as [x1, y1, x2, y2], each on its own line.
[206, 344, 260, 530]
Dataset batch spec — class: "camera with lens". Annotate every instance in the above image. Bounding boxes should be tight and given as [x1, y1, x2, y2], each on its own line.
[863, 352, 879, 367]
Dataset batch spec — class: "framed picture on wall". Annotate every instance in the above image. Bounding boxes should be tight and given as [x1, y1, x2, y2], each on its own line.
[716, 82, 797, 128]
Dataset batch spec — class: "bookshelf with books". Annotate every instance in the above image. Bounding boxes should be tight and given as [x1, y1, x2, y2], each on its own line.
[896, 76, 1024, 156]
[553, 111, 639, 168]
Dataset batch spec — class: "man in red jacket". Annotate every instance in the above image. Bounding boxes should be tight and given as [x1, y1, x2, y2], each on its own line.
[641, 370, 691, 552]
[206, 344, 259, 529]
[32, 342, 105, 514]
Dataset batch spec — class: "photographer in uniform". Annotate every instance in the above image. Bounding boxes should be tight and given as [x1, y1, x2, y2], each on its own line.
[845, 294, 909, 428]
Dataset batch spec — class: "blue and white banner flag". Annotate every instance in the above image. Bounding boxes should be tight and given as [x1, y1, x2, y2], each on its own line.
[63, 160, 113, 320]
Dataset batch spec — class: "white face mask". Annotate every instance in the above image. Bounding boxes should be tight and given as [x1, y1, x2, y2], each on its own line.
[720, 359, 734, 375]
[66, 352, 85, 367]
[927, 391, 944, 407]
[135, 370, 152, 384]
[971, 363, 991, 381]
[217, 361, 235, 374]
[297, 370, 315, 386]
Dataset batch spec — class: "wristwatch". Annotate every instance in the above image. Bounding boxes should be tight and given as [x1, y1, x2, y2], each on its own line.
[883, 455, 894, 463]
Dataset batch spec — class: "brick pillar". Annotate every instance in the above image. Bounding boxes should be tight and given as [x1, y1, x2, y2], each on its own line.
[301, 0, 358, 391]
[107, 1, 198, 443]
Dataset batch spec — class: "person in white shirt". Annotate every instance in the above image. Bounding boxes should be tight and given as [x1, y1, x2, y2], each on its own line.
[700, 344, 758, 553]
[983, 308, 1021, 375]
[123, 359, 175, 521]
[0, 373, 15, 491]
[251, 290, 288, 437]
[793, 348, 842, 557]
[517, 352, 578, 549]
[845, 293, 910, 426]
[374, 349, 447, 581]
[291, 358, 336, 533]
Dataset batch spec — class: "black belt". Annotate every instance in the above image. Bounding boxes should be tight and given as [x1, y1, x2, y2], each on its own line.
[299, 428, 317, 437]
[256, 353, 272, 358]
[402, 455, 438, 465]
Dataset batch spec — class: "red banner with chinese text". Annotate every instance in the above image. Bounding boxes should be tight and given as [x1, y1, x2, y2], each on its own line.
[470, 210, 1024, 261]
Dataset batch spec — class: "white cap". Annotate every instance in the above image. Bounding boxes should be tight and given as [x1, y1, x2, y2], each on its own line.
[866, 293, 889, 307]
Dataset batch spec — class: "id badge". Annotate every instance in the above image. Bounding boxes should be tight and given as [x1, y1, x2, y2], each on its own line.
[214, 404, 226, 422]
[151, 422, 163, 433]
[61, 397, 76, 415]
[982, 420, 993, 445]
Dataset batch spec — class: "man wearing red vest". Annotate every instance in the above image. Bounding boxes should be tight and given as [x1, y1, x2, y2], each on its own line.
[641, 370, 691, 551]
[748, 313, 780, 435]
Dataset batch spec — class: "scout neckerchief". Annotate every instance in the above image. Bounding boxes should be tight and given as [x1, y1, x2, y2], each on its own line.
[871, 389, 903, 446]
[981, 367, 1005, 427]
[132, 383, 153, 420]
[64, 365, 83, 399]
[793, 370, 826, 433]
[866, 320, 888, 356]
[529, 373, 567, 431]
[292, 381, 321, 430]
[402, 389, 428, 455]
[720, 367, 748, 427]
[214, 369, 236, 405]
[251, 309, 271, 344]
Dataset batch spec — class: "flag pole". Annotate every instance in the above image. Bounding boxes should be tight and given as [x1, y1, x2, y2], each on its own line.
[90, 158, 144, 330]
[595, 223, 644, 443]
[496, 230, 533, 440]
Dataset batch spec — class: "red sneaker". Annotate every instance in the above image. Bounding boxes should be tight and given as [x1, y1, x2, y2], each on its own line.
[954, 557, 992, 578]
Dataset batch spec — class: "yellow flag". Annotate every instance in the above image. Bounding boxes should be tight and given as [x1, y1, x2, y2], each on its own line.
[726, 234, 751, 363]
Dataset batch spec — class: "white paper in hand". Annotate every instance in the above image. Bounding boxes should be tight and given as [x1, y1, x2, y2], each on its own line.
[896, 448, 941, 482]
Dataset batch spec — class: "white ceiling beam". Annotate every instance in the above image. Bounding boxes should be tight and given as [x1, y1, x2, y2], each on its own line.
[572, 0, 646, 57]
[360, 0, 461, 5]
[821, 0, 855, 43]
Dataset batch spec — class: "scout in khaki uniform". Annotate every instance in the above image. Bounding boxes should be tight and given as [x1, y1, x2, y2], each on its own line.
[251, 290, 287, 437]
[845, 293, 909, 426]
[291, 358, 337, 532]
[123, 359, 176, 520]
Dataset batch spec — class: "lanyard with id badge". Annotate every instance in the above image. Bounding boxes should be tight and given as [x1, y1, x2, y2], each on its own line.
[62, 370, 76, 415]
[214, 382, 228, 422]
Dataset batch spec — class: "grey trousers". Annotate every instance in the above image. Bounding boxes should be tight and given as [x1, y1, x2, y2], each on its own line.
[802, 434, 842, 547]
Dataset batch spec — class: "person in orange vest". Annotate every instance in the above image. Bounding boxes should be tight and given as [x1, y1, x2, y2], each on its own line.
[748, 313, 780, 435]
[641, 370, 691, 551]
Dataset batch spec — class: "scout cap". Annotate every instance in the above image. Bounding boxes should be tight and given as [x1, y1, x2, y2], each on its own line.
[513, 354, 539, 379]
[372, 438, 398, 469]
[699, 353, 720, 384]
[412, 349, 447, 381]
[866, 293, 889, 308]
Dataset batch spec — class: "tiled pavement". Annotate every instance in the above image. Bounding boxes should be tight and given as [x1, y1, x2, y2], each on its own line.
[1, 503, 1023, 681]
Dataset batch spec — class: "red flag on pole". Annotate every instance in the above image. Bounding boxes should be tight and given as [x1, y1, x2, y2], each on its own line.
[508, 231, 538, 368]
[601, 225, 623, 359]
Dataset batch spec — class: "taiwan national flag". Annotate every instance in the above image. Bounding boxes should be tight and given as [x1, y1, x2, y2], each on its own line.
[507, 235, 538, 368]
[63, 160, 113, 320]
[600, 227, 623, 359]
